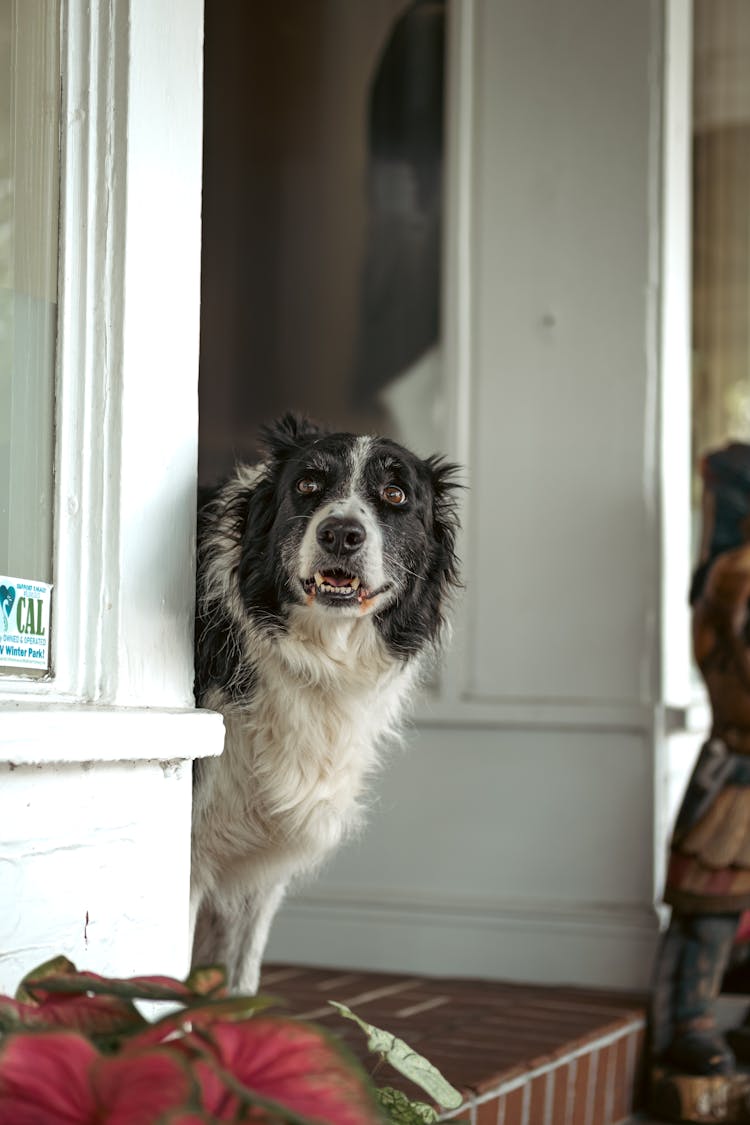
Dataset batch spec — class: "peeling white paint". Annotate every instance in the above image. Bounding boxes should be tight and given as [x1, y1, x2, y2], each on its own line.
[0, 756, 194, 993]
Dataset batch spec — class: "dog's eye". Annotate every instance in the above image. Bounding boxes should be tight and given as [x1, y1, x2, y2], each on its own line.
[382, 484, 407, 506]
[296, 477, 321, 495]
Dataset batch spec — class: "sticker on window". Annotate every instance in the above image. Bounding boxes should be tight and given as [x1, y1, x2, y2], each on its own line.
[0, 577, 52, 670]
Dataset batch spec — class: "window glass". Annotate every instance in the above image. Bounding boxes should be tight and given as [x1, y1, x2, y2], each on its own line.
[0, 0, 59, 585]
[199, 0, 446, 482]
[692, 0, 750, 489]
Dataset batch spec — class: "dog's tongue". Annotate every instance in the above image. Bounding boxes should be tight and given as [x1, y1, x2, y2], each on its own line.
[321, 573, 353, 587]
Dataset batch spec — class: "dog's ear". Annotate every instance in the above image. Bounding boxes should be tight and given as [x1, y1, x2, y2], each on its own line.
[425, 455, 462, 591]
[259, 414, 324, 460]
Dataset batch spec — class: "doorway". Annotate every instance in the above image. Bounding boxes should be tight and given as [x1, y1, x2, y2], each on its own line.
[198, 0, 447, 484]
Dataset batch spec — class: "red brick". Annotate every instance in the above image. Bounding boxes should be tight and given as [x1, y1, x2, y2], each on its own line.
[475, 1095, 501, 1125]
[588, 1048, 603, 1125]
[551, 1062, 572, 1125]
[590, 1043, 614, 1124]
[605, 1037, 628, 1122]
[526, 1073, 547, 1123]
[498, 1085, 526, 1125]
[571, 1053, 591, 1125]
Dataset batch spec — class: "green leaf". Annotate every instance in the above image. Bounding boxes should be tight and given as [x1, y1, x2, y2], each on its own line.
[376, 1086, 439, 1124]
[0, 991, 146, 1040]
[15, 956, 77, 1003]
[183, 965, 227, 998]
[24, 972, 202, 1004]
[19, 958, 229, 1006]
[329, 1002, 462, 1110]
[118, 995, 277, 1052]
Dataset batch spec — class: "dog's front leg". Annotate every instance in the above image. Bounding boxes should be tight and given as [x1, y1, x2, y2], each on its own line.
[226, 882, 288, 995]
[192, 882, 287, 995]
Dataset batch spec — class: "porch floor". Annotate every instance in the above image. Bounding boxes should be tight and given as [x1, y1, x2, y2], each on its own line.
[259, 963, 647, 1124]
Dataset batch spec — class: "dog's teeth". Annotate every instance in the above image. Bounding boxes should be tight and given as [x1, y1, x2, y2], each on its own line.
[312, 572, 361, 596]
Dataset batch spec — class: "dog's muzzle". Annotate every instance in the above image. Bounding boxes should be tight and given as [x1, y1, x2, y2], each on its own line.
[300, 515, 390, 606]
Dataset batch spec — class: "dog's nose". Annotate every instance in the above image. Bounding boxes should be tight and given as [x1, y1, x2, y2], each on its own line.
[316, 516, 366, 556]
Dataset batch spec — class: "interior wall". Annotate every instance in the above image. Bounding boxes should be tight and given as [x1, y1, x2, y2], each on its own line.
[266, 0, 668, 989]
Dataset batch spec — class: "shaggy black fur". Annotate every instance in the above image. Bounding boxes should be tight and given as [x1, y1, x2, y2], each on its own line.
[194, 415, 461, 703]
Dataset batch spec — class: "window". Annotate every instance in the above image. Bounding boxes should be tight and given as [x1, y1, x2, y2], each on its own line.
[0, 0, 206, 708]
[692, 0, 750, 490]
[0, 0, 59, 588]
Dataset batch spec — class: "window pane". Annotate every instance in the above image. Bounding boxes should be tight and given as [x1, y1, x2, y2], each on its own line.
[199, 0, 446, 481]
[0, 0, 59, 585]
[692, 0, 750, 483]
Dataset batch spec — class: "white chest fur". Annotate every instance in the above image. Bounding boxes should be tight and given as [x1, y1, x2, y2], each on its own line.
[192, 612, 418, 899]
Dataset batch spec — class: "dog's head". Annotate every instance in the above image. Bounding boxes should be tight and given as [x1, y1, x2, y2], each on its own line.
[210, 414, 461, 659]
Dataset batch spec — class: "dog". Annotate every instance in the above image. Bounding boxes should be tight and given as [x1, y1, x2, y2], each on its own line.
[190, 414, 460, 993]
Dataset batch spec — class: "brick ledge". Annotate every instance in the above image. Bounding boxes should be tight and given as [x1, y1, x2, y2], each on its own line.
[260, 964, 647, 1125]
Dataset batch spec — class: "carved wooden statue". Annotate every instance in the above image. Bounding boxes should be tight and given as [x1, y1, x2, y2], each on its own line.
[650, 443, 750, 1123]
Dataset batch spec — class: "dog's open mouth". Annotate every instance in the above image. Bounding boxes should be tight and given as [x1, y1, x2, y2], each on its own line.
[301, 571, 392, 608]
[302, 569, 363, 601]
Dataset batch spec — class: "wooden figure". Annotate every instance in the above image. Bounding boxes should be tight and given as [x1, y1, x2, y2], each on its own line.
[650, 444, 750, 1123]
[649, 1068, 750, 1123]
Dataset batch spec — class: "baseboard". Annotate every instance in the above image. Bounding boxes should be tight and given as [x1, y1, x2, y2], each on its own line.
[266, 891, 660, 990]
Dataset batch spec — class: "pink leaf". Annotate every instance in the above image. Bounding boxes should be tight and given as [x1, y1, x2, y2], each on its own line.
[91, 1048, 197, 1125]
[0, 1030, 98, 1123]
[157, 1114, 220, 1124]
[21, 958, 226, 1004]
[119, 996, 275, 1056]
[0, 1033, 197, 1125]
[25, 970, 198, 1004]
[193, 1055, 242, 1120]
[197, 1019, 382, 1125]
[0, 991, 146, 1037]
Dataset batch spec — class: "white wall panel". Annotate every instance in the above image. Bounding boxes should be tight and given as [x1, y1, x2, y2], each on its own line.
[298, 728, 653, 906]
[266, 0, 677, 991]
[267, 724, 658, 986]
[465, 0, 659, 705]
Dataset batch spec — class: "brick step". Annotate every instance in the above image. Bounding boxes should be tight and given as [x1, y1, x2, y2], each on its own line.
[260, 963, 647, 1124]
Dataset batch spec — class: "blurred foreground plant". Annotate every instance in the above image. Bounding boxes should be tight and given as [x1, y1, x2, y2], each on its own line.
[0, 957, 463, 1124]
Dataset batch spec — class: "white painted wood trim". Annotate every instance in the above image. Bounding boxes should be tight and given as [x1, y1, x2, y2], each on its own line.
[442, 0, 475, 477]
[437, 0, 475, 707]
[269, 891, 660, 989]
[280, 885, 656, 928]
[0, 705, 224, 765]
[113, 0, 204, 709]
[413, 694, 661, 733]
[651, 0, 695, 927]
[658, 0, 693, 710]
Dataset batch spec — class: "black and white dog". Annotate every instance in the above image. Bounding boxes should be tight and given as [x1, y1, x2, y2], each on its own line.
[191, 415, 460, 993]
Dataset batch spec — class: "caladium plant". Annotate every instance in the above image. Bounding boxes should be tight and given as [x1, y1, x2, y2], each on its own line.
[0, 957, 380, 1124]
[0, 958, 464, 1125]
